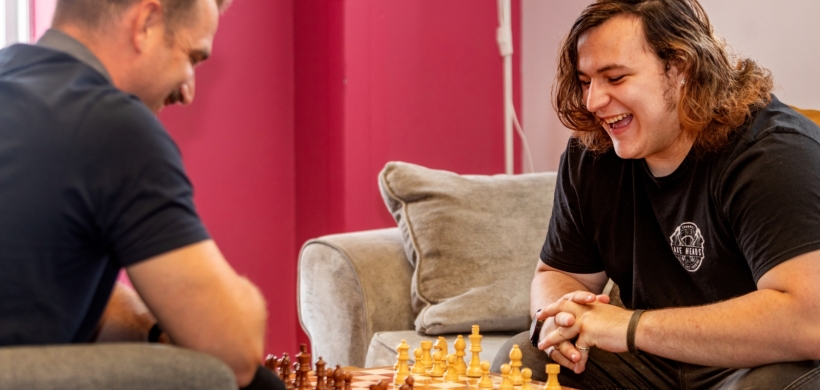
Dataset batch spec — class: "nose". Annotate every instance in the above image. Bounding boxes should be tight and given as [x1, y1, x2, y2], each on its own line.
[180, 76, 196, 106]
[584, 80, 610, 113]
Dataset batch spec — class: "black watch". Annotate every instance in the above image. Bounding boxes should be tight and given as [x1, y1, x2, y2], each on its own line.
[529, 316, 544, 347]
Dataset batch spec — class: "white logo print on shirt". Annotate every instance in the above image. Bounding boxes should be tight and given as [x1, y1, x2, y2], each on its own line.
[669, 222, 705, 272]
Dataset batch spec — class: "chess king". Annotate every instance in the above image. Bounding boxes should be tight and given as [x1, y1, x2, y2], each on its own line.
[492, 0, 820, 389]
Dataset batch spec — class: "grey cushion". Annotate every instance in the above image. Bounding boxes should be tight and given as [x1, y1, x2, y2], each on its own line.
[365, 330, 518, 368]
[378, 162, 556, 335]
[0, 343, 235, 390]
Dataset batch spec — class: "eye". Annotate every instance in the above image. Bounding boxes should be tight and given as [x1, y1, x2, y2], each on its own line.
[608, 76, 625, 83]
[579, 79, 591, 87]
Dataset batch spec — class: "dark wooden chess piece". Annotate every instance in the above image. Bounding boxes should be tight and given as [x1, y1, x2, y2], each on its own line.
[265, 354, 281, 378]
[405, 375, 415, 390]
[315, 357, 326, 390]
[296, 344, 312, 390]
[333, 366, 344, 390]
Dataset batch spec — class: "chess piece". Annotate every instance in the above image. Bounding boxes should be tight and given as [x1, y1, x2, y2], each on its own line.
[297, 344, 312, 390]
[369, 380, 389, 390]
[454, 335, 467, 375]
[265, 354, 280, 377]
[499, 364, 514, 390]
[279, 354, 292, 389]
[444, 354, 459, 382]
[411, 348, 426, 374]
[344, 372, 353, 390]
[420, 340, 434, 372]
[466, 325, 483, 377]
[334, 366, 345, 390]
[478, 361, 493, 389]
[521, 368, 533, 390]
[316, 358, 327, 390]
[430, 351, 444, 377]
[395, 340, 411, 385]
[434, 336, 448, 357]
[545, 364, 561, 390]
[509, 344, 523, 386]
[405, 375, 415, 390]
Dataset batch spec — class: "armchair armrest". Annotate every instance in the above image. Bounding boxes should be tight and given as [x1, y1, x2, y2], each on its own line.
[298, 228, 414, 367]
[0, 343, 235, 389]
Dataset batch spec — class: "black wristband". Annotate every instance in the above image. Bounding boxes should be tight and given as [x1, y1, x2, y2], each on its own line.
[148, 323, 163, 343]
[627, 309, 645, 355]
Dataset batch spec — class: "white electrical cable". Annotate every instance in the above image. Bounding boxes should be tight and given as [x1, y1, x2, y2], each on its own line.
[513, 110, 535, 174]
[497, 0, 535, 174]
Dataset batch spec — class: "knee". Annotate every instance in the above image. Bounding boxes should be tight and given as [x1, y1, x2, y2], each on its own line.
[491, 331, 550, 382]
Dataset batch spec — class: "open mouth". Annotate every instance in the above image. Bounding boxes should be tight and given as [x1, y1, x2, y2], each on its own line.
[603, 113, 633, 130]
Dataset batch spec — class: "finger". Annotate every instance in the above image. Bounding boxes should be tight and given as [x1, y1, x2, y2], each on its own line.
[542, 325, 581, 348]
[545, 343, 576, 371]
[573, 343, 592, 374]
[595, 294, 611, 304]
[561, 291, 597, 304]
[558, 340, 581, 363]
[553, 311, 576, 328]
[540, 299, 581, 318]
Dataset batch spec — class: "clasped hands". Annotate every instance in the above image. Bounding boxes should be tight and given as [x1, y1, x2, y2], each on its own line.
[534, 291, 632, 374]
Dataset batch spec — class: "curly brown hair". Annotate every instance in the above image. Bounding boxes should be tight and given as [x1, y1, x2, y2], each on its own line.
[553, 0, 774, 154]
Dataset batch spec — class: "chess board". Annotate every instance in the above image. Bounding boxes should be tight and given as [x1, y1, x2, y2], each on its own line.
[332, 367, 577, 390]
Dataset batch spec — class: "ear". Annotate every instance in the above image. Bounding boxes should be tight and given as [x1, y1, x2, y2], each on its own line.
[666, 52, 689, 86]
[130, 0, 165, 53]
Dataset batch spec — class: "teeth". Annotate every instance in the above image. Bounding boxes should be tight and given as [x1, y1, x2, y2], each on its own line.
[604, 113, 630, 124]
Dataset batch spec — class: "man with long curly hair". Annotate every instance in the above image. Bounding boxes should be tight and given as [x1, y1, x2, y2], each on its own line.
[493, 0, 820, 388]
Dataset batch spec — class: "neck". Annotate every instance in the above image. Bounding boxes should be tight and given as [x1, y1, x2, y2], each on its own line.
[644, 137, 695, 177]
[51, 23, 135, 93]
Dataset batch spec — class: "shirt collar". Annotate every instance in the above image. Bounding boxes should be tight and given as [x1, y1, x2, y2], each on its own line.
[36, 28, 113, 83]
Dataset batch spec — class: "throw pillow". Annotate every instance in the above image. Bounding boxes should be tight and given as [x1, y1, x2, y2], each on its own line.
[378, 161, 555, 335]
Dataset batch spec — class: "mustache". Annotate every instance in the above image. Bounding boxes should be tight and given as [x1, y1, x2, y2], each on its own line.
[165, 89, 183, 105]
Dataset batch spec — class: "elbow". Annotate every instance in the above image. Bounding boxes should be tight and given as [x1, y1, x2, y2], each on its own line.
[233, 355, 263, 387]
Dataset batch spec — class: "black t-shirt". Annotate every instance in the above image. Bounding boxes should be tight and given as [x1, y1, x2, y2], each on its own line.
[541, 96, 820, 310]
[0, 44, 210, 344]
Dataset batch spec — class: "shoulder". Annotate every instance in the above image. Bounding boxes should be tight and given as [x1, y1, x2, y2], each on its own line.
[737, 97, 820, 150]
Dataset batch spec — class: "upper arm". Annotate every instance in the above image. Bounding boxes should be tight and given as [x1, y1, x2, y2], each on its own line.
[757, 249, 820, 300]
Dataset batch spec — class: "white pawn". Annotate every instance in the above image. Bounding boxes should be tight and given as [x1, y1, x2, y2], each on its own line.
[430, 351, 445, 377]
[521, 368, 533, 390]
[499, 364, 513, 390]
[478, 361, 493, 389]
[411, 348, 426, 374]
[444, 354, 459, 382]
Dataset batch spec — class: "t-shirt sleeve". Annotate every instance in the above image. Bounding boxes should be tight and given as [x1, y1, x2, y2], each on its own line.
[77, 93, 210, 266]
[719, 130, 820, 282]
[540, 142, 605, 274]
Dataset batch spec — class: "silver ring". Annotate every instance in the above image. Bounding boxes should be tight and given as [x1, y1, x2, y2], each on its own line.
[546, 346, 557, 357]
[576, 345, 591, 352]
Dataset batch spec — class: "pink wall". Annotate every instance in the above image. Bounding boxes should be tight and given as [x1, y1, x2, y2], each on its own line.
[159, 0, 297, 356]
[32, 0, 55, 41]
[295, 1, 522, 248]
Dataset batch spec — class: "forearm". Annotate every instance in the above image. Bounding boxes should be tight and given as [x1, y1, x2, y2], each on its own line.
[638, 289, 820, 367]
[167, 276, 268, 386]
[93, 281, 157, 342]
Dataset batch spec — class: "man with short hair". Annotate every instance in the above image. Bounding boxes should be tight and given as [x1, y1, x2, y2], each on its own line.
[0, 0, 281, 388]
[493, 0, 820, 388]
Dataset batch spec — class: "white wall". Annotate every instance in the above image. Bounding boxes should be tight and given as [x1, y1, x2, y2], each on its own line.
[522, 0, 820, 172]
